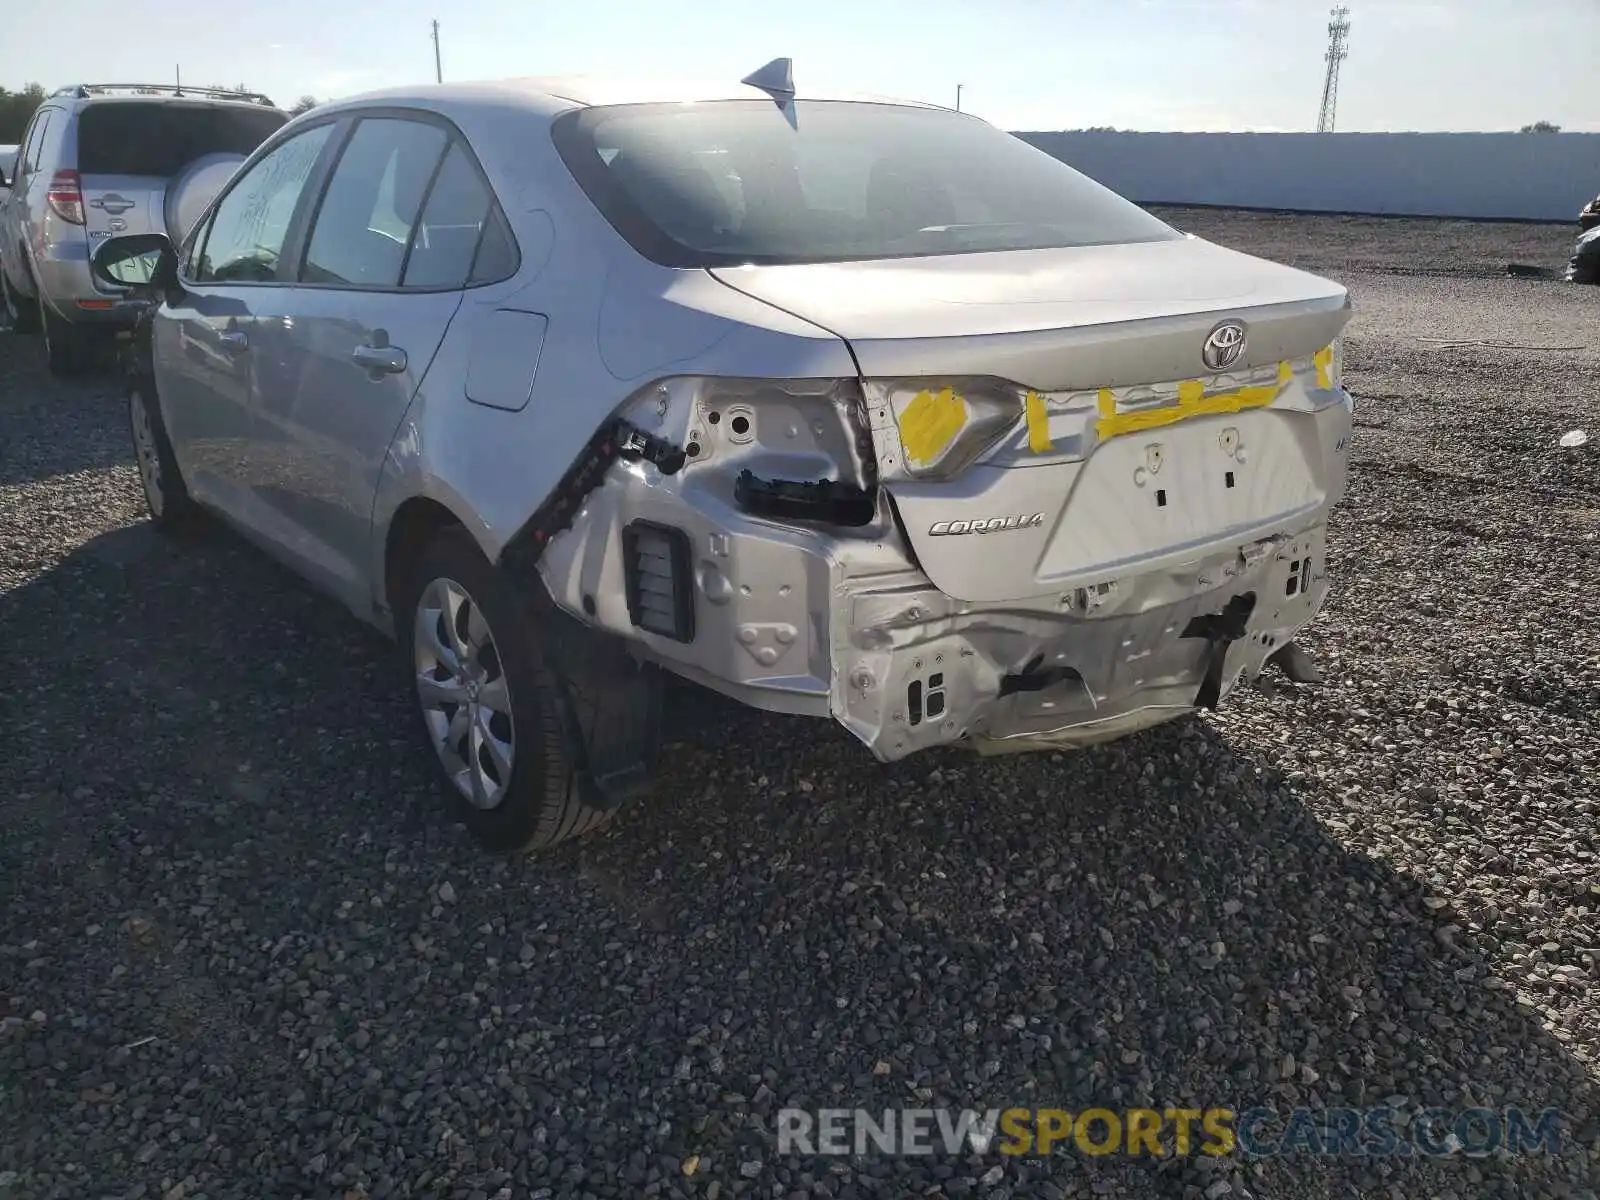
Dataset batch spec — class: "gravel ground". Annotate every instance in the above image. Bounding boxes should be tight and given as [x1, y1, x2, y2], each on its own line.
[2, 212, 1598, 1200]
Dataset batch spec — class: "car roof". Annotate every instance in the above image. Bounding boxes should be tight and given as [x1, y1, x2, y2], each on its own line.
[71, 94, 283, 111]
[318, 74, 950, 122]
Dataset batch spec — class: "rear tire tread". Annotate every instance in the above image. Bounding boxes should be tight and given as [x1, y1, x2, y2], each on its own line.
[129, 381, 202, 532]
[399, 527, 615, 854]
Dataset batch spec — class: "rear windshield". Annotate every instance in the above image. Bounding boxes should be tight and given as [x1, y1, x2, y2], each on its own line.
[551, 100, 1180, 267]
[76, 102, 288, 177]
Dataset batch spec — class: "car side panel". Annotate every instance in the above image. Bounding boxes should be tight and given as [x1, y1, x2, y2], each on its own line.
[152, 290, 263, 516]
[249, 286, 465, 612]
[366, 236, 855, 623]
[20, 107, 102, 319]
[1, 107, 58, 300]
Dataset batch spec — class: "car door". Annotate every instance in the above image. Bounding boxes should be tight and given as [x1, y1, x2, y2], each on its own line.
[3, 109, 51, 286]
[244, 112, 502, 609]
[0, 114, 32, 259]
[153, 119, 339, 519]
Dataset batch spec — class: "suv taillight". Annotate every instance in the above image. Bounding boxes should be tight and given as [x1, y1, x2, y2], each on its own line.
[47, 170, 85, 225]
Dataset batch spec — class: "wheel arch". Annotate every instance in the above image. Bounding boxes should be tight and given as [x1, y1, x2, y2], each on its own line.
[380, 495, 486, 633]
[3, 240, 39, 301]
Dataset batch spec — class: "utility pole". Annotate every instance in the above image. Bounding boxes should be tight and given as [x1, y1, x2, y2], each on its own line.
[955, 83, 963, 112]
[175, 64, 182, 95]
[1316, 6, 1351, 133]
[432, 19, 443, 84]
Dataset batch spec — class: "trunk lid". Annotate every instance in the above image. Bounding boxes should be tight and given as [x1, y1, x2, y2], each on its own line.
[712, 237, 1354, 603]
[709, 236, 1348, 388]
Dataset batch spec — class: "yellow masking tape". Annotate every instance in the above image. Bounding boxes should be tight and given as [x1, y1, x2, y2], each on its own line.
[1094, 378, 1285, 441]
[899, 386, 968, 465]
[1025, 391, 1053, 453]
[1313, 346, 1334, 389]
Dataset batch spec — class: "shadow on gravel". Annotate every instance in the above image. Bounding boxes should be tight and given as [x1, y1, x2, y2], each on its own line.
[0, 338, 130, 487]
[0, 520, 1594, 1200]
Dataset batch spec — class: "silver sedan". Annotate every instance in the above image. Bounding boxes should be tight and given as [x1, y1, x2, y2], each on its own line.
[90, 59, 1354, 852]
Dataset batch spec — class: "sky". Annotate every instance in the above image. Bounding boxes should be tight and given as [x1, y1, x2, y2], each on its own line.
[5, 0, 1598, 134]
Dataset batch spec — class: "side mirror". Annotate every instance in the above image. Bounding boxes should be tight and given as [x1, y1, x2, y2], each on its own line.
[91, 233, 181, 303]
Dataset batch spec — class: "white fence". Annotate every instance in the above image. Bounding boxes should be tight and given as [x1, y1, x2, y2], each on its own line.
[1015, 132, 1600, 223]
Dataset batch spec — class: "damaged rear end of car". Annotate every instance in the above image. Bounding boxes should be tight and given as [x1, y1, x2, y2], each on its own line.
[503, 93, 1355, 768]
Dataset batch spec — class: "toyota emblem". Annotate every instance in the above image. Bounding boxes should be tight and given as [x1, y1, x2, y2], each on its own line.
[1202, 320, 1247, 371]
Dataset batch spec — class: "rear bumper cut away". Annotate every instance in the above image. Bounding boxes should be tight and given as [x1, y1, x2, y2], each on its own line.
[827, 522, 1326, 760]
[533, 428, 1337, 764]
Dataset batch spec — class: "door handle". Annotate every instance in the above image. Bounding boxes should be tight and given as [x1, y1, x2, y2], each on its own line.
[351, 343, 408, 377]
[217, 329, 249, 352]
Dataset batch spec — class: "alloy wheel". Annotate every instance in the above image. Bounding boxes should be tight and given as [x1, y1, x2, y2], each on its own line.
[413, 576, 517, 809]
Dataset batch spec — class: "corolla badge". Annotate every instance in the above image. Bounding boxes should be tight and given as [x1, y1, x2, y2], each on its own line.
[929, 513, 1044, 536]
[1202, 319, 1247, 371]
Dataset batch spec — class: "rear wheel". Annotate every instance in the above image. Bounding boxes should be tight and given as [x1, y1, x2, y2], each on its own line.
[41, 301, 94, 377]
[398, 528, 614, 852]
[128, 379, 200, 530]
[1, 266, 39, 334]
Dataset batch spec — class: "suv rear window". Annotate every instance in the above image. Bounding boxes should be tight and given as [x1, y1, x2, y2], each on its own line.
[551, 100, 1181, 268]
[76, 102, 288, 177]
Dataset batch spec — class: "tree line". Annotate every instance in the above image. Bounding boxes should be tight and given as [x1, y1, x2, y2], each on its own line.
[1, 83, 318, 142]
[0, 85, 45, 142]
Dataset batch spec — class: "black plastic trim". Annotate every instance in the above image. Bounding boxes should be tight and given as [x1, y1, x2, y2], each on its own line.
[621, 520, 696, 644]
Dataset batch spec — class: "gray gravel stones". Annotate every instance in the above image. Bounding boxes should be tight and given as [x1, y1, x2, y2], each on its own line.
[2, 211, 1598, 1199]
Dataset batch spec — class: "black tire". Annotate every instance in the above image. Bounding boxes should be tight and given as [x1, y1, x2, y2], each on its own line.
[396, 527, 613, 852]
[42, 301, 93, 377]
[128, 378, 201, 531]
[1, 264, 39, 334]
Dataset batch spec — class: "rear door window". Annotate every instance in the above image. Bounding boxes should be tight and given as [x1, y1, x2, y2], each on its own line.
[468, 209, 517, 285]
[20, 110, 52, 176]
[35, 111, 67, 173]
[15, 116, 39, 178]
[300, 117, 448, 288]
[75, 103, 287, 178]
[401, 140, 508, 289]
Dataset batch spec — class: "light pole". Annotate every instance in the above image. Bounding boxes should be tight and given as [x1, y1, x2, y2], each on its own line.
[432, 19, 443, 84]
[956, 83, 963, 112]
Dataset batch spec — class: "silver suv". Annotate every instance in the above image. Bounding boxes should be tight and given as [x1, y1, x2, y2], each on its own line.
[0, 84, 287, 375]
[88, 64, 1353, 854]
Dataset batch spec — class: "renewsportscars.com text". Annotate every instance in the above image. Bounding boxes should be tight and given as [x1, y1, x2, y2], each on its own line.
[777, 1106, 1563, 1159]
